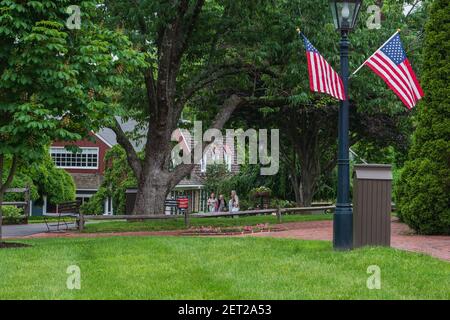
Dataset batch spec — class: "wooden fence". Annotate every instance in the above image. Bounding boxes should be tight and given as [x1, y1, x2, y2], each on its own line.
[77, 205, 335, 231]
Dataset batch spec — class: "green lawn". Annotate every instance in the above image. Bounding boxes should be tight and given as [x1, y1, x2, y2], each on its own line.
[27, 216, 76, 224]
[0, 236, 448, 299]
[83, 214, 333, 233]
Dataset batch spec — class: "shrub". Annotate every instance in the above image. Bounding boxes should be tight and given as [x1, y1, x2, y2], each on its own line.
[14, 152, 76, 204]
[395, 0, 450, 235]
[238, 199, 253, 210]
[1, 206, 24, 224]
[396, 159, 449, 234]
[2, 206, 23, 218]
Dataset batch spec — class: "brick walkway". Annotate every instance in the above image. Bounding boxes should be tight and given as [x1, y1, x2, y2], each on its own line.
[251, 219, 450, 261]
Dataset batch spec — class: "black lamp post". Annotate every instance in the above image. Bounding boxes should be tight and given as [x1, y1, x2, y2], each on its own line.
[329, 0, 362, 250]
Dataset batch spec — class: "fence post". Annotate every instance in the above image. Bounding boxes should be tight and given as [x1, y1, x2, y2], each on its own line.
[24, 185, 30, 223]
[184, 209, 190, 228]
[276, 207, 282, 223]
[78, 213, 84, 232]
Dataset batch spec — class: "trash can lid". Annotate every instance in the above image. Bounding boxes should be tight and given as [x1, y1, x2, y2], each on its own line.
[353, 164, 392, 180]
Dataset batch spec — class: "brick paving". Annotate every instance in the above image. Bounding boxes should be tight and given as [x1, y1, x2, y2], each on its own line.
[251, 218, 450, 261]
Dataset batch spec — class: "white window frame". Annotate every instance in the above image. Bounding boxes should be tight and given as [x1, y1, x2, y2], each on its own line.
[50, 147, 99, 170]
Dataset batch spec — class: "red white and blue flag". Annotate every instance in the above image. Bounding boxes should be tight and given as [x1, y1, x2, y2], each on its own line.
[301, 32, 346, 101]
[362, 33, 424, 109]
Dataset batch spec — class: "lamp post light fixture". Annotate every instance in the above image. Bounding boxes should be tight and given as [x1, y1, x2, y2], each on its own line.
[329, 0, 362, 250]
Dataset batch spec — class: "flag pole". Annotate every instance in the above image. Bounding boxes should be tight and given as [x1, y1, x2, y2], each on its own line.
[351, 29, 401, 76]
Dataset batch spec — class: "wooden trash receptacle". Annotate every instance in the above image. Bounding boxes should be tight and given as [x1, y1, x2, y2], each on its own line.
[353, 164, 392, 248]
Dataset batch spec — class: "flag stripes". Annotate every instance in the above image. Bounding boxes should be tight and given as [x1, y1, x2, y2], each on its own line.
[301, 33, 345, 101]
[363, 33, 424, 109]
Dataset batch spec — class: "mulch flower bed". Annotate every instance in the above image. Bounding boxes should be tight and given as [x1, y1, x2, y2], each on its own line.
[181, 223, 286, 236]
[0, 242, 31, 249]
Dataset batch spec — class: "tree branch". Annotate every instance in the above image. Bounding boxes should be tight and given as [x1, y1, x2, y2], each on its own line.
[241, 96, 292, 108]
[169, 94, 243, 189]
[177, 0, 205, 59]
[109, 118, 142, 178]
[179, 64, 277, 106]
[0, 155, 18, 195]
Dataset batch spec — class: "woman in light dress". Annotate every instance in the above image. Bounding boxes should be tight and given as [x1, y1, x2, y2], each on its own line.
[229, 190, 240, 212]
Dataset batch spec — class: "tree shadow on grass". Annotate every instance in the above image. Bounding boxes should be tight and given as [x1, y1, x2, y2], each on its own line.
[0, 242, 31, 249]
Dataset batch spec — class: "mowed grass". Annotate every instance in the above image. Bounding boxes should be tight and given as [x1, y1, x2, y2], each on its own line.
[83, 214, 332, 233]
[0, 236, 448, 299]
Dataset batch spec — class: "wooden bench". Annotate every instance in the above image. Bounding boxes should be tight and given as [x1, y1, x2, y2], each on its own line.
[44, 200, 81, 232]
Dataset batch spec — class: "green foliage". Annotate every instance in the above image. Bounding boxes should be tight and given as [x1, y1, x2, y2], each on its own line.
[4, 169, 38, 202]
[211, 165, 261, 201]
[395, 0, 450, 235]
[19, 152, 76, 204]
[2, 205, 23, 219]
[80, 145, 138, 215]
[396, 159, 449, 234]
[2, 152, 75, 204]
[271, 198, 296, 209]
[203, 164, 232, 195]
[0, 0, 146, 196]
[1, 205, 23, 224]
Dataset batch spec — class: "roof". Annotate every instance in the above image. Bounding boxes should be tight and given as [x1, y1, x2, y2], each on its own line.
[97, 117, 234, 157]
[177, 174, 205, 188]
[97, 117, 146, 151]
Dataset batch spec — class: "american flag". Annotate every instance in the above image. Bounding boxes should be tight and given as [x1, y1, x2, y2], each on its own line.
[364, 33, 424, 109]
[301, 33, 346, 101]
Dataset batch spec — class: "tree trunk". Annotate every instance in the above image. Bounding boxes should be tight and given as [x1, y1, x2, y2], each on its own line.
[0, 155, 18, 243]
[291, 175, 301, 205]
[133, 179, 170, 215]
[298, 167, 317, 207]
[132, 138, 172, 215]
[124, 95, 241, 215]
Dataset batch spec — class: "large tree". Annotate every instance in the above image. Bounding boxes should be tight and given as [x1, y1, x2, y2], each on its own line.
[0, 0, 144, 241]
[101, 0, 280, 214]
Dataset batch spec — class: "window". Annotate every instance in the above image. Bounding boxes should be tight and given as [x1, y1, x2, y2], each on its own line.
[50, 147, 99, 169]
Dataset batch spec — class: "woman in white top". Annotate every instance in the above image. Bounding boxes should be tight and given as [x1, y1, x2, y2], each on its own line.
[229, 190, 240, 212]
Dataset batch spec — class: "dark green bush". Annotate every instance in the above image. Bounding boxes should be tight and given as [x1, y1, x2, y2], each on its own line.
[395, 0, 450, 235]
[396, 159, 449, 234]
[10, 152, 76, 204]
